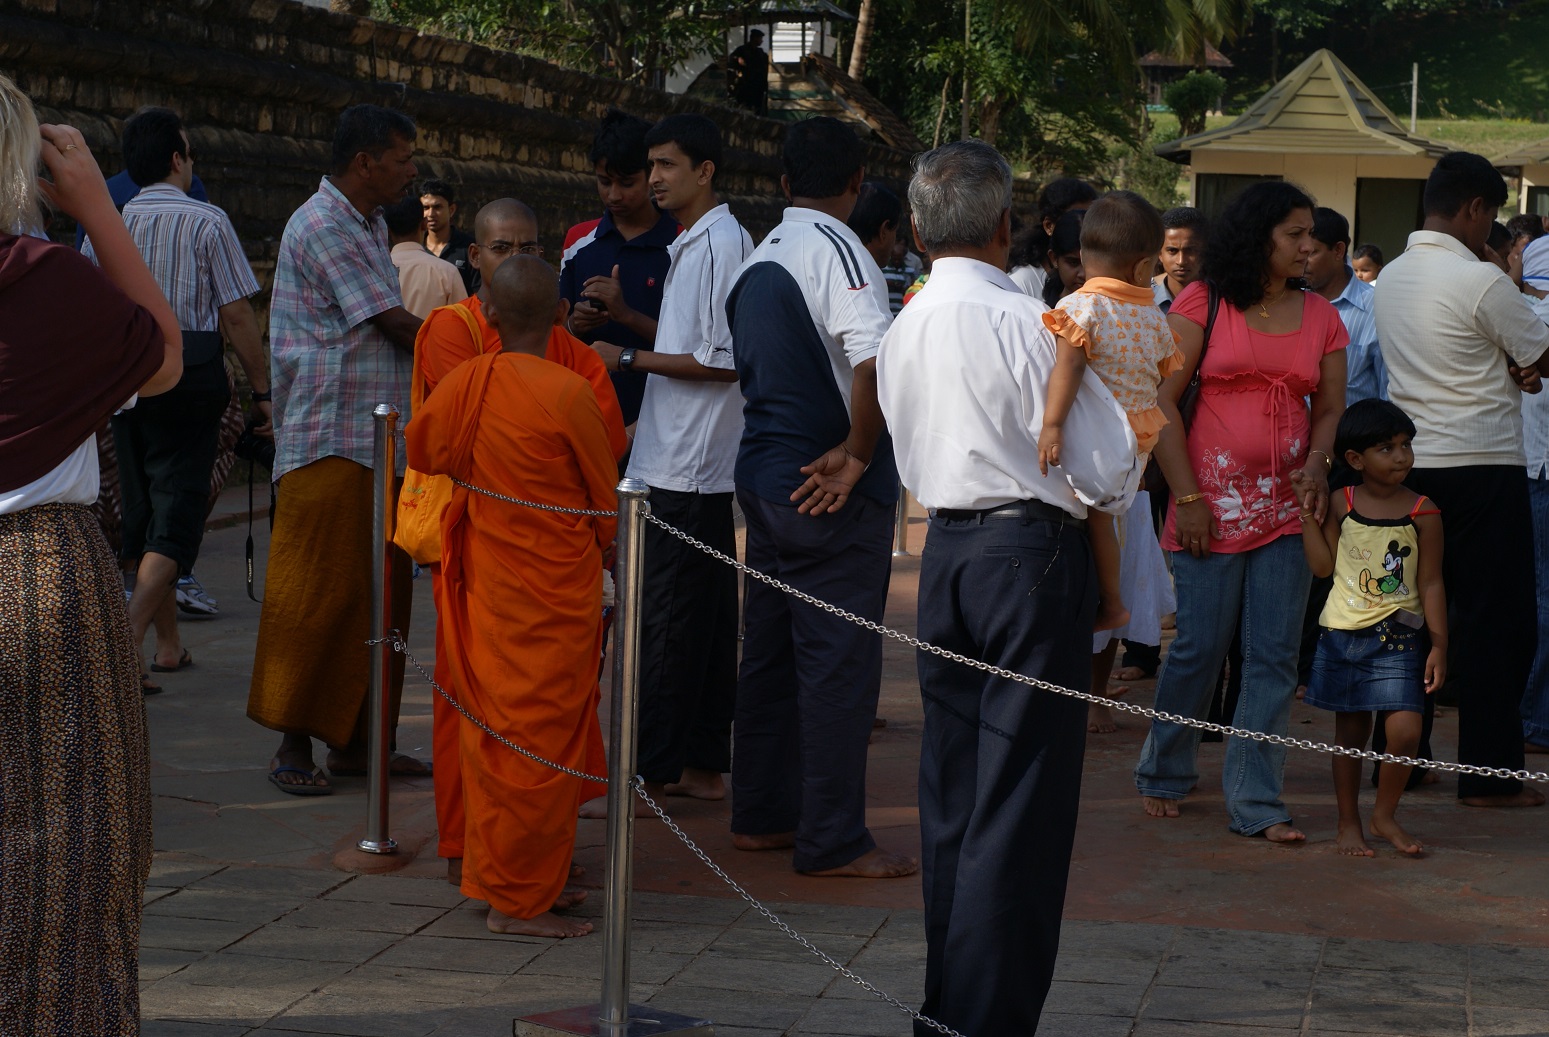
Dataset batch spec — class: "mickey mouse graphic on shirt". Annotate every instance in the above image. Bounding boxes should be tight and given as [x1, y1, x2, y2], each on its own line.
[1359, 539, 1411, 599]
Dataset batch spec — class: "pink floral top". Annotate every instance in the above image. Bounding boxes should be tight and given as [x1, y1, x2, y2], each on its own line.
[1162, 281, 1348, 554]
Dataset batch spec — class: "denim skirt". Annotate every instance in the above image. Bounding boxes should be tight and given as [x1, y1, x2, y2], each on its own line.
[1304, 617, 1425, 714]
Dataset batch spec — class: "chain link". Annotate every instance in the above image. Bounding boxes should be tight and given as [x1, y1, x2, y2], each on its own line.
[630, 782, 965, 1037]
[641, 510, 1549, 786]
[368, 634, 611, 783]
[451, 477, 616, 518]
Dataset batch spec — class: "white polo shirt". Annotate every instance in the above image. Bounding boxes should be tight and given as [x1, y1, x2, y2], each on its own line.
[1374, 230, 1549, 469]
[877, 257, 1140, 516]
[626, 204, 752, 494]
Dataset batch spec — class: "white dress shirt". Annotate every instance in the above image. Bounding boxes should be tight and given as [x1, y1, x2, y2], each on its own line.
[1375, 230, 1549, 468]
[877, 257, 1141, 517]
[627, 204, 753, 494]
[1524, 297, 1549, 480]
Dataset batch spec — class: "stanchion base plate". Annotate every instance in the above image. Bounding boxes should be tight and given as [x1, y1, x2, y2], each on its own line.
[514, 1004, 713, 1036]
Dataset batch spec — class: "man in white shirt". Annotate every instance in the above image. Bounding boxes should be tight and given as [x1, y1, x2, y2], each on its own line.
[586, 114, 751, 810]
[385, 194, 466, 319]
[877, 140, 1140, 1037]
[1374, 151, 1549, 808]
[725, 117, 916, 880]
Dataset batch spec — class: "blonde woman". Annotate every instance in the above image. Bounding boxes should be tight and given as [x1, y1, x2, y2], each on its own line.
[0, 76, 181, 1033]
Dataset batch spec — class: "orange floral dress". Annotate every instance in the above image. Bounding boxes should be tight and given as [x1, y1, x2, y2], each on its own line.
[1041, 277, 1185, 456]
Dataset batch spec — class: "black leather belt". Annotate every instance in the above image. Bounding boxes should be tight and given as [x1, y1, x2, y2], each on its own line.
[934, 498, 1086, 529]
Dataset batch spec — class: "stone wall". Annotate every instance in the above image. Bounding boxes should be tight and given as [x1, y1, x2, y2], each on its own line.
[0, 0, 934, 317]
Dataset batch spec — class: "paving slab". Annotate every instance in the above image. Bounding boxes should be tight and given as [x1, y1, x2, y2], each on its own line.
[128, 504, 1549, 1035]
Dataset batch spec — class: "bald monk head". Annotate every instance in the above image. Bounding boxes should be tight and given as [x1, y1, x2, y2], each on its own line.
[484, 254, 565, 357]
[468, 198, 542, 303]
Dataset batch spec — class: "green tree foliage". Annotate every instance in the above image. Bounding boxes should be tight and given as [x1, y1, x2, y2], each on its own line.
[1164, 70, 1226, 135]
[372, 0, 762, 86]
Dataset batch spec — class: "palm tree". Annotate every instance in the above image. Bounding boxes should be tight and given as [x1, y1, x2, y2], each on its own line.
[848, 0, 877, 79]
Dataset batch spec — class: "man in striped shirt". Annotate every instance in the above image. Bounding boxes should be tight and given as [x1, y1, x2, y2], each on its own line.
[82, 106, 265, 693]
[1306, 208, 1385, 405]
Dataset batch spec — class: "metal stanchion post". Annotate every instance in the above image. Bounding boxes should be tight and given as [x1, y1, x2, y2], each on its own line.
[892, 482, 911, 557]
[358, 404, 399, 856]
[517, 479, 711, 1036]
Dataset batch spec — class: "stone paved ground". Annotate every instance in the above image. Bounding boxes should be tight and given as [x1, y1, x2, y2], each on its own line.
[139, 857, 1549, 1037]
[137, 490, 1549, 1036]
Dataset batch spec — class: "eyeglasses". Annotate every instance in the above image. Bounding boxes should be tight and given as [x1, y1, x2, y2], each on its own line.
[483, 242, 545, 257]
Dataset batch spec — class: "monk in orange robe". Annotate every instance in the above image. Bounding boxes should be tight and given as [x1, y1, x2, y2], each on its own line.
[415, 199, 625, 884]
[407, 255, 618, 938]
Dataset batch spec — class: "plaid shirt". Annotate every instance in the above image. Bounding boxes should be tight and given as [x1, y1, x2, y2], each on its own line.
[269, 177, 409, 481]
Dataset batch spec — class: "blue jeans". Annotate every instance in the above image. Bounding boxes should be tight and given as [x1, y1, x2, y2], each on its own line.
[1525, 476, 1549, 748]
[1134, 534, 1312, 835]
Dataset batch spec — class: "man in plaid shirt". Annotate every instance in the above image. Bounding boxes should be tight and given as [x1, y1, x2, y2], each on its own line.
[248, 104, 429, 795]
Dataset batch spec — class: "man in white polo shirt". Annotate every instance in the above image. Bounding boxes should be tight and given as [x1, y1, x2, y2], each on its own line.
[725, 116, 916, 880]
[586, 114, 751, 812]
[1374, 151, 1549, 808]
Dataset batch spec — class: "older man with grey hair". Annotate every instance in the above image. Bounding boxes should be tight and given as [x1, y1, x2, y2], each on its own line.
[877, 140, 1141, 1036]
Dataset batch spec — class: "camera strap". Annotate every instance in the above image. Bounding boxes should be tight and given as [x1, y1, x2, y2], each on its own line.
[245, 460, 274, 603]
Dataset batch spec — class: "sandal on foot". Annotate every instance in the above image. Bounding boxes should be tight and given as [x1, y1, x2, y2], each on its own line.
[268, 765, 333, 796]
[140, 673, 163, 696]
[150, 649, 194, 673]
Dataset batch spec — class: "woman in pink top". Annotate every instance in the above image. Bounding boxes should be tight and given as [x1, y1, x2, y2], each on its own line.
[1134, 182, 1348, 842]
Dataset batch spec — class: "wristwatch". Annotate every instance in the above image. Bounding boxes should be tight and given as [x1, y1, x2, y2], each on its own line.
[617, 347, 638, 371]
[251, 389, 272, 403]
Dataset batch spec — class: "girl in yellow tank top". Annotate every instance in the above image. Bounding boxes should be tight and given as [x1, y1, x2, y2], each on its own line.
[1297, 400, 1447, 859]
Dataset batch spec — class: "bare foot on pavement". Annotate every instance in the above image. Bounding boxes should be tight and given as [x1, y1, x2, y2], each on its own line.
[733, 831, 795, 851]
[1142, 795, 1180, 818]
[487, 907, 592, 938]
[802, 847, 919, 878]
[664, 768, 725, 800]
[1370, 814, 1423, 855]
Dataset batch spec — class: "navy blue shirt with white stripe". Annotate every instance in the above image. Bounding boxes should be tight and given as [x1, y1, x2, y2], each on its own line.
[559, 208, 678, 424]
[727, 207, 898, 506]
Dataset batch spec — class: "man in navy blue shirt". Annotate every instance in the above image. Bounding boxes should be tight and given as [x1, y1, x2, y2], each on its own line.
[725, 117, 916, 880]
[560, 108, 678, 427]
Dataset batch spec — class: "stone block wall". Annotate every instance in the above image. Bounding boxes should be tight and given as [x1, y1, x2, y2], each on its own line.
[0, 0, 932, 319]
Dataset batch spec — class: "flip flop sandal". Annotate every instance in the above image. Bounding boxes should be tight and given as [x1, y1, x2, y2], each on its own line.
[140, 673, 163, 696]
[268, 765, 333, 797]
[150, 649, 194, 673]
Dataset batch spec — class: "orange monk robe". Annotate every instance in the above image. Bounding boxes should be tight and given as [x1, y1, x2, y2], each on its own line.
[406, 351, 618, 918]
[416, 298, 625, 861]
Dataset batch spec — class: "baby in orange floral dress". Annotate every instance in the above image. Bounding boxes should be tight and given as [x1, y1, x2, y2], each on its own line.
[1039, 191, 1184, 631]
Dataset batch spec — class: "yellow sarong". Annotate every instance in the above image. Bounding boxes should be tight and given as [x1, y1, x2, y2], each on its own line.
[247, 455, 413, 748]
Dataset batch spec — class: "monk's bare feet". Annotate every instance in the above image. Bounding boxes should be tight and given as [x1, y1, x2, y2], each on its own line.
[1142, 796, 1180, 818]
[1460, 786, 1546, 808]
[802, 847, 919, 878]
[578, 793, 654, 819]
[732, 831, 795, 851]
[486, 907, 592, 938]
[552, 887, 588, 911]
[1526, 741, 1549, 755]
[664, 768, 725, 800]
[1370, 814, 1422, 855]
[1093, 603, 1131, 633]
[569, 863, 585, 880]
[1261, 822, 1306, 844]
[446, 857, 462, 886]
[1335, 822, 1373, 857]
[1087, 703, 1117, 734]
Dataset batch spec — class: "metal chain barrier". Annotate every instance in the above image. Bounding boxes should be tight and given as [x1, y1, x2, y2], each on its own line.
[451, 476, 616, 517]
[371, 630, 964, 1036]
[392, 476, 1548, 1037]
[640, 510, 1549, 786]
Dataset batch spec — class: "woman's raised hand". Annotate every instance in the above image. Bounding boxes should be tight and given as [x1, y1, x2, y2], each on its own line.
[36, 124, 115, 225]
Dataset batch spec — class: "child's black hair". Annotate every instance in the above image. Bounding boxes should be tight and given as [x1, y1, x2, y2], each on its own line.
[1334, 398, 1417, 462]
[1352, 243, 1384, 266]
[590, 108, 652, 177]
